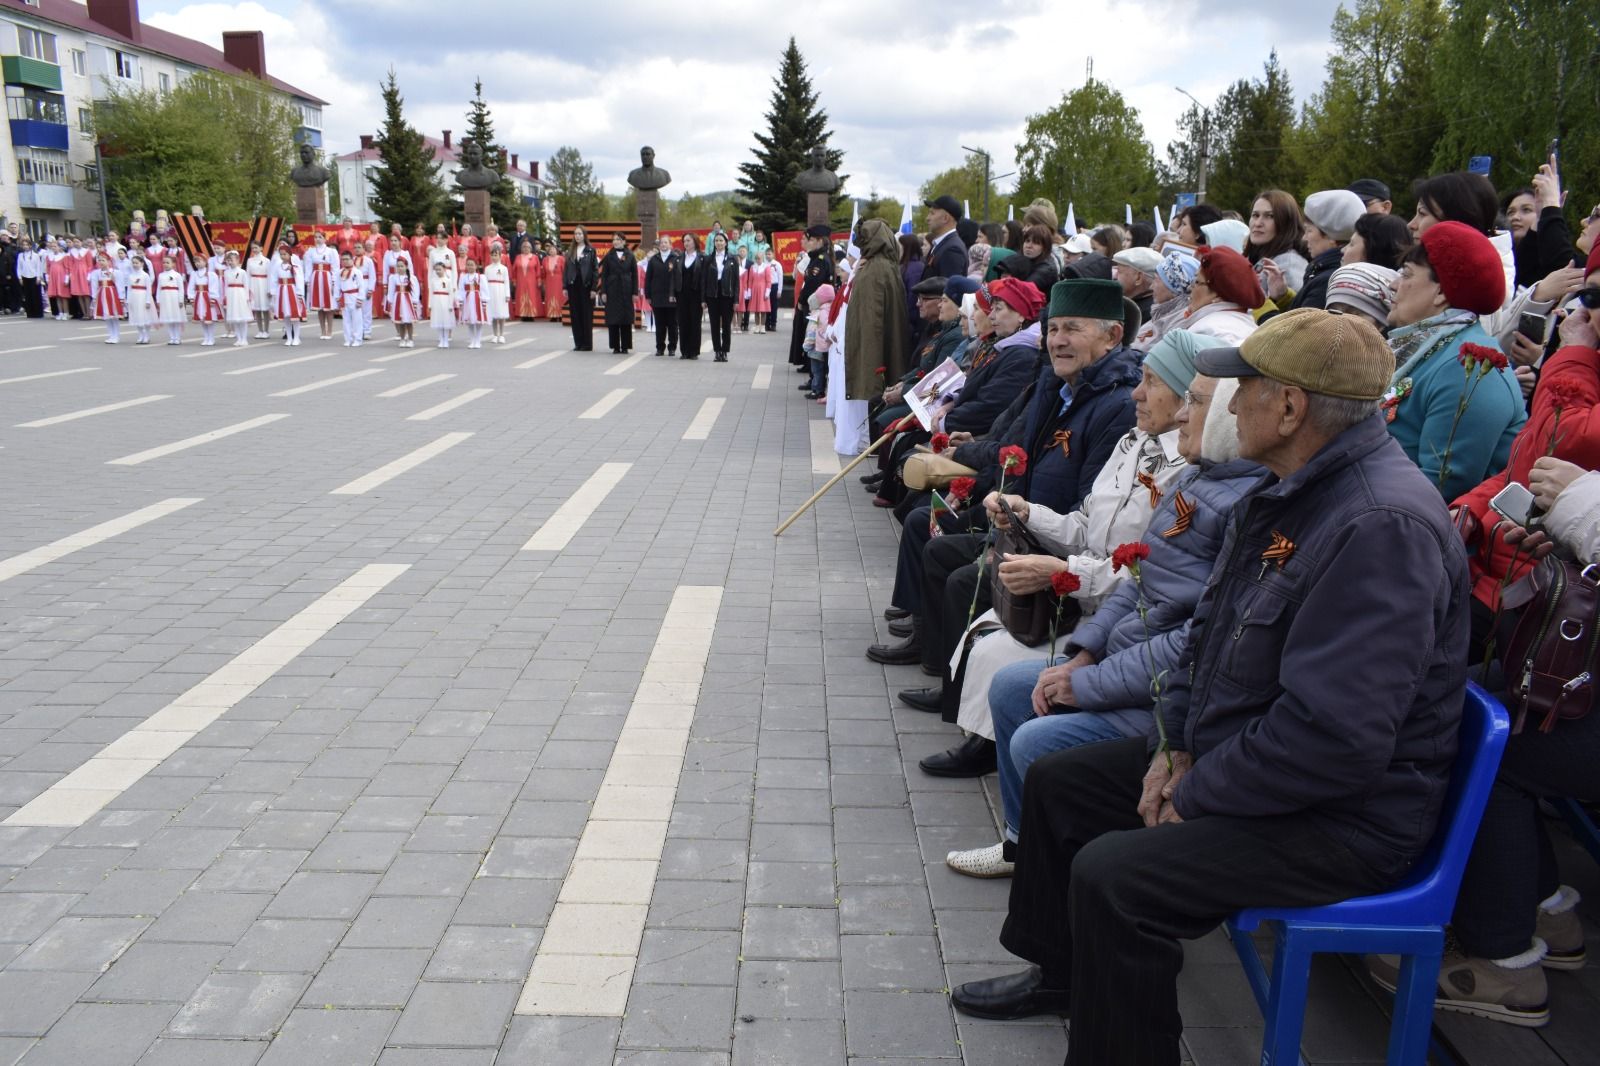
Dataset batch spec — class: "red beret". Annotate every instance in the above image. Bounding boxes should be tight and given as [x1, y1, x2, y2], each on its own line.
[1197, 246, 1265, 310]
[1419, 220, 1505, 315]
[1587, 239, 1600, 280]
[987, 276, 1045, 320]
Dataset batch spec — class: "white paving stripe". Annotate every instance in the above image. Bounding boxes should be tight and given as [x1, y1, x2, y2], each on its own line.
[106, 413, 290, 466]
[522, 462, 632, 552]
[269, 368, 386, 397]
[368, 348, 430, 363]
[751, 364, 772, 390]
[378, 373, 456, 397]
[578, 388, 633, 420]
[682, 396, 725, 440]
[0, 367, 98, 387]
[502, 337, 533, 350]
[16, 394, 171, 428]
[0, 497, 200, 584]
[516, 583, 723, 1017]
[515, 349, 566, 370]
[604, 353, 647, 376]
[3, 563, 409, 828]
[408, 388, 493, 421]
[0, 345, 56, 356]
[810, 418, 841, 474]
[330, 431, 472, 495]
[223, 353, 334, 375]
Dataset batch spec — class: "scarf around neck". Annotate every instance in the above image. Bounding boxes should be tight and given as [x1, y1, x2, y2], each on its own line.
[1388, 307, 1478, 386]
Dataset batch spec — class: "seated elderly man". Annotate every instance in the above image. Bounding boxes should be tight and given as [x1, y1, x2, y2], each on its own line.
[950, 308, 1471, 1066]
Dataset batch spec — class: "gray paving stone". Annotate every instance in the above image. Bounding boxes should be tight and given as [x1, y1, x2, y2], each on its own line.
[343, 896, 457, 949]
[646, 878, 745, 930]
[303, 830, 407, 873]
[954, 1020, 1070, 1064]
[478, 836, 575, 878]
[145, 891, 269, 943]
[386, 980, 518, 1047]
[732, 1018, 846, 1066]
[255, 1007, 396, 1066]
[839, 884, 935, 935]
[633, 928, 741, 985]
[745, 862, 835, 907]
[262, 871, 380, 920]
[840, 934, 947, 992]
[741, 906, 840, 960]
[500, 1015, 620, 1066]
[751, 788, 832, 825]
[88, 941, 227, 1002]
[452, 875, 558, 926]
[193, 848, 308, 893]
[423, 923, 540, 981]
[842, 990, 958, 1059]
[219, 918, 348, 972]
[0, 892, 79, 942]
[619, 983, 735, 1052]
[376, 1050, 495, 1066]
[19, 1001, 174, 1066]
[9, 914, 149, 972]
[166, 972, 309, 1038]
[136, 1037, 268, 1065]
[0, 968, 96, 1035]
[74, 868, 199, 916]
[304, 947, 431, 1008]
[736, 959, 844, 1019]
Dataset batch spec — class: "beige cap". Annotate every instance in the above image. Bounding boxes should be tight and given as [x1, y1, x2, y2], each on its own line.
[1193, 307, 1393, 402]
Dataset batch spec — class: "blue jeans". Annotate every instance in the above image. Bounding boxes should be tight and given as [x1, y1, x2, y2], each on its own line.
[806, 348, 826, 394]
[991, 659, 1131, 840]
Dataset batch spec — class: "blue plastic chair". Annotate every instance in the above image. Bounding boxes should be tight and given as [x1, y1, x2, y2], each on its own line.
[1557, 797, 1600, 867]
[1227, 683, 1510, 1066]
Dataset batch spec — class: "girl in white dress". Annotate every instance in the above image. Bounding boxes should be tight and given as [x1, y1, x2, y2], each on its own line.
[124, 253, 155, 345]
[222, 250, 252, 346]
[156, 260, 186, 345]
[429, 261, 456, 348]
[302, 231, 339, 339]
[272, 245, 305, 346]
[483, 247, 511, 344]
[90, 253, 124, 344]
[386, 256, 419, 348]
[246, 241, 273, 337]
[456, 257, 487, 349]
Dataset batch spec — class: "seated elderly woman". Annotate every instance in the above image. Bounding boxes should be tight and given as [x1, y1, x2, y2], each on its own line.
[1129, 250, 1198, 354]
[1323, 262, 1397, 330]
[911, 330, 1203, 770]
[940, 369, 1264, 876]
[1176, 246, 1263, 345]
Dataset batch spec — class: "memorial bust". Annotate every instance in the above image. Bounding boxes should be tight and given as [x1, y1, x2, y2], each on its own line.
[454, 139, 500, 190]
[796, 146, 839, 194]
[627, 146, 671, 191]
[290, 142, 331, 188]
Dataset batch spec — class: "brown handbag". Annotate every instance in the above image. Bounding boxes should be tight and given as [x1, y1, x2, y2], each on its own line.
[903, 451, 978, 491]
[989, 502, 1079, 647]
[1497, 557, 1600, 733]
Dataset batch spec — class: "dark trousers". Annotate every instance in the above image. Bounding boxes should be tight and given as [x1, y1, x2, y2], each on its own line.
[1002, 738, 1389, 1066]
[890, 506, 977, 615]
[607, 320, 632, 352]
[706, 297, 733, 354]
[21, 278, 43, 318]
[1, 274, 16, 313]
[767, 284, 780, 331]
[788, 303, 809, 365]
[921, 533, 989, 675]
[568, 290, 594, 350]
[680, 299, 702, 356]
[653, 305, 678, 354]
[1454, 708, 1600, 958]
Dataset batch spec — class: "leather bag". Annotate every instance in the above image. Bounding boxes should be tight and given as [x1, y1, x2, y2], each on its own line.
[989, 502, 1079, 647]
[903, 451, 977, 491]
[1497, 557, 1600, 733]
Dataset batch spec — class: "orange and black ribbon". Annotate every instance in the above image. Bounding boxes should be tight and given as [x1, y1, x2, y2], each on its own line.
[1136, 471, 1162, 508]
[1261, 530, 1296, 569]
[1052, 429, 1072, 457]
[1161, 492, 1194, 538]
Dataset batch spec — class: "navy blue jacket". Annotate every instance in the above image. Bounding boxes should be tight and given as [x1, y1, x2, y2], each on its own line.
[1167, 416, 1470, 878]
[944, 338, 1041, 435]
[1014, 345, 1142, 513]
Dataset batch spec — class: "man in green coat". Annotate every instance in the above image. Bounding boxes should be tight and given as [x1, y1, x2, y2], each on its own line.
[845, 218, 909, 400]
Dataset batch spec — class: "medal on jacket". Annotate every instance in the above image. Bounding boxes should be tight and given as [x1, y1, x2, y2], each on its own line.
[1161, 492, 1194, 538]
[1052, 429, 1072, 457]
[1379, 377, 1413, 424]
[1136, 470, 1162, 507]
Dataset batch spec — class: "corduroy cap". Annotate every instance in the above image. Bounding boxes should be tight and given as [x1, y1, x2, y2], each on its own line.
[1046, 278, 1124, 321]
[1193, 307, 1393, 402]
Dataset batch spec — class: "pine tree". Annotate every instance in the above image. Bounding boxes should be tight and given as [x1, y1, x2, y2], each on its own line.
[1205, 51, 1304, 211]
[367, 69, 447, 227]
[735, 38, 846, 231]
[462, 79, 522, 227]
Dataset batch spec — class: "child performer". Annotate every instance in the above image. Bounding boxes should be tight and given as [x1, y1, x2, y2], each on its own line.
[483, 247, 511, 344]
[156, 255, 187, 345]
[188, 255, 222, 346]
[357, 239, 378, 339]
[637, 252, 653, 333]
[745, 251, 769, 334]
[303, 230, 338, 339]
[272, 245, 306, 346]
[429, 261, 456, 348]
[386, 256, 419, 347]
[90, 252, 125, 343]
[69, 238, 93, 320]
[337, 251, 365, 347]
[222, 250, 251, 346]
[457, 257, 487, 349]
[124, 252, 155, 345]
[46, 240, 70, 320]
[246, 241, 273, 338]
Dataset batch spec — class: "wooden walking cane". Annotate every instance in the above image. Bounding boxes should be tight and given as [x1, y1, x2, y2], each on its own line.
[774, 416, 915, 536]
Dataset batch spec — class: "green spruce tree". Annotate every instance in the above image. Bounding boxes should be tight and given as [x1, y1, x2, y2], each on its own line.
[367, 68, 447, 227]
[735, 38, 846, 230]
[462, 78, 522, 227]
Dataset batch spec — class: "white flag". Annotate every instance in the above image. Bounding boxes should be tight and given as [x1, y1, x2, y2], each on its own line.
[1153, 205, 1165, 234]
[1124, 203, 1133, 226]
[845, 200, 861, 259]
[899, 198, 913, 236]
[1064, 202, 1076, 235]
[1007, 203, 1014, 222]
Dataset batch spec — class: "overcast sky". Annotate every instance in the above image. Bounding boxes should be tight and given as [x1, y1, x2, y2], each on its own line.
[143, 0, 1347, 208]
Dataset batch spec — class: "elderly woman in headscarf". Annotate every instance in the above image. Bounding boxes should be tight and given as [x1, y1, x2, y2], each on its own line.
[837, 219, 907, 454]
[1129, 249, 1197, 353]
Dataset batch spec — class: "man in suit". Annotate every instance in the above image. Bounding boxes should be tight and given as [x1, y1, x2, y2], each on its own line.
[923, 194, 969, 281]
[645, 235, 682, 357]
[507, 219, 536, 260]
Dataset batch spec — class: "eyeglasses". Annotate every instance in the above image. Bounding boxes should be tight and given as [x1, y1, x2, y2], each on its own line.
[1576, 287, 1600, 309]
[1182, 391, 1212, 407]
[1586, 206, 1600, 224]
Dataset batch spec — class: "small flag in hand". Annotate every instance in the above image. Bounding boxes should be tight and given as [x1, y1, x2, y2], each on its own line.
[928, 490, 953, 539]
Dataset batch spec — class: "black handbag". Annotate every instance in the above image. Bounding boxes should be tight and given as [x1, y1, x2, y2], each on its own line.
[989, 500, 1078, 647]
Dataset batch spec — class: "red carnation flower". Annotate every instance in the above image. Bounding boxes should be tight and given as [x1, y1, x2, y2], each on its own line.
[1111, 542, 1151, 573]
[930, 432, 951, 454]
[998, 445, 1028, 475]
[876, 365, 887, 375]
[1050, 571, 1081, 597]
[1458, 342, 1506, 372]
[948, 476, 976, 501]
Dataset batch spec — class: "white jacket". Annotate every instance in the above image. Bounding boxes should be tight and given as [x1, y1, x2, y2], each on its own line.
[1179, 300, 1257, 345]
[1543, 470, 1600, 564]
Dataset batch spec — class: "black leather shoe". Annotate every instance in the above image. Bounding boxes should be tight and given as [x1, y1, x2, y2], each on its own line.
[920, 734, 997, 777]
[798, 382, 813, 391]
[860, 472, 884, 485]
[951, 967, 1071, 1020]
[896, 686, 943, 712]
[887, 617, 913, 638]
[883, 606, 910, 621]
[866, 635, 921, 665]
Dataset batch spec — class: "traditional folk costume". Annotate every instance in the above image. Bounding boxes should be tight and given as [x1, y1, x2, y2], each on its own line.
[429, 273, 456, 347]
[46, 249, 71, 319]
[246, 253, 273, 335]
[156, 268, 186, 344]
[542, 252, 565, 321]
[636, 259, 653, 333]
[221, 265, 251, 346]
[302, 243, 339, 331]
[457, 270, 488, 348]
[408, 237, 431, 317]
[68, 247, 92, 318]
[513, 252, 543, 320]
[354, 252, 377, 338]
[189, 265, 222, 346]
[90, 265, 125, 343]
[338, 267, 366, 346]
[428, 244, 458, 292]
[125, 262, 155, 344]
[386, 269, 420, 347]
[483, 261, 511, 342]
[745, 260, 770, 332]
[272, 257, 306, 346]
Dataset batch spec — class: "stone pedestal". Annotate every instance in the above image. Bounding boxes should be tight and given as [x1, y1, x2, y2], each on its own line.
[806, 192, 831, 231]
[636, 189, 660, 247]
[463, 188, 491, 232]
[295, 185, 325, 225]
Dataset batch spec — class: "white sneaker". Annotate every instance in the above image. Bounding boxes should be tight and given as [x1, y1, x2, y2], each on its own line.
[946, 842, 1014, 879]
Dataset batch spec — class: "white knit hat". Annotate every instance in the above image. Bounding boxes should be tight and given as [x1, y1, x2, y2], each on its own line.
[1324, 263, 1398, 326]
[1304, 190, 1367, 242]
[1200, 376, 1242, 463]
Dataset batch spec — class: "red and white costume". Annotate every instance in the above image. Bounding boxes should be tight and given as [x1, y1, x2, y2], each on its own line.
[386, 271, 419, 324]
[189, 267, 222, 322]
[542, 253, 565, 319]
[302, 244, 338, 310]
[273, 257, 306, 319]
[483, 262, 511, 321]
[155, 269, 187, 324]
[246, 254, 273, 311]
[91, 267, 125, 318]
[457, 271, 488, 325]
[124, 264, 155, 327]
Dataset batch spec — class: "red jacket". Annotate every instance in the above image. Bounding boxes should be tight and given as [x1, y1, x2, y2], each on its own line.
[1453, 343, 1600, 609]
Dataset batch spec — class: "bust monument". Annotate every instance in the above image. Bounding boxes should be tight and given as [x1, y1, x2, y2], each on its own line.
[796, 146, 839, 194]
[627, 146, 671, 191]
[289, 142, 330, 188]
[454, 139, 500, 190]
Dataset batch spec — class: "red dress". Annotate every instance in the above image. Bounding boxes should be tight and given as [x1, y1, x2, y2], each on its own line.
[542, 255, 566, 319]
[68, 252, 92, 297]
[336, 226, 359, 255]
[369, 234, 390, 318]
[408, 237, 431, 316]
[512, 253, 544, 319]
[745, 263, 770, 313]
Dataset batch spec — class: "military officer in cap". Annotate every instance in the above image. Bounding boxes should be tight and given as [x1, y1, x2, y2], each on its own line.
[790, 223, 836, 369]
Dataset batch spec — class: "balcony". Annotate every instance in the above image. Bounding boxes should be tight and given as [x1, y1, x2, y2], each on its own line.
[294, 126, 322, 148]
[17, 183, 74, 210]
[2, 56, 62, 92]
[9, 119, 68, 151]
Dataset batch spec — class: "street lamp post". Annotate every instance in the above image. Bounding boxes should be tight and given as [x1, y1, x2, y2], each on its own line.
[961, 144, 990, 223]
[1175, 87, 1211, 204]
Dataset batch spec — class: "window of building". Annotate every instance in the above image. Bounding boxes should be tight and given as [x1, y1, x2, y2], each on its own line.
[5, 87, 65, 124]
[63, 218, 78, 236]
[81, 164, 99, 192]
[78, 107, 92, 133]
[115, 51, 137, 80]
[70, 49, 86, 76]
[17, 27, 58, 64]
[299, 103, 322, 129]
[17, 147, 70, 185]
[27, 219, 45, 242]
[158, 72, 169, 93]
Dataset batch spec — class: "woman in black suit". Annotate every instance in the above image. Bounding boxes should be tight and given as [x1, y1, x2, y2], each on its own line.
[598, 232, 637, 354]
[563, 226, 598, 351]
[678, 233, 704, 359]
[702, 231, 738, 362]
